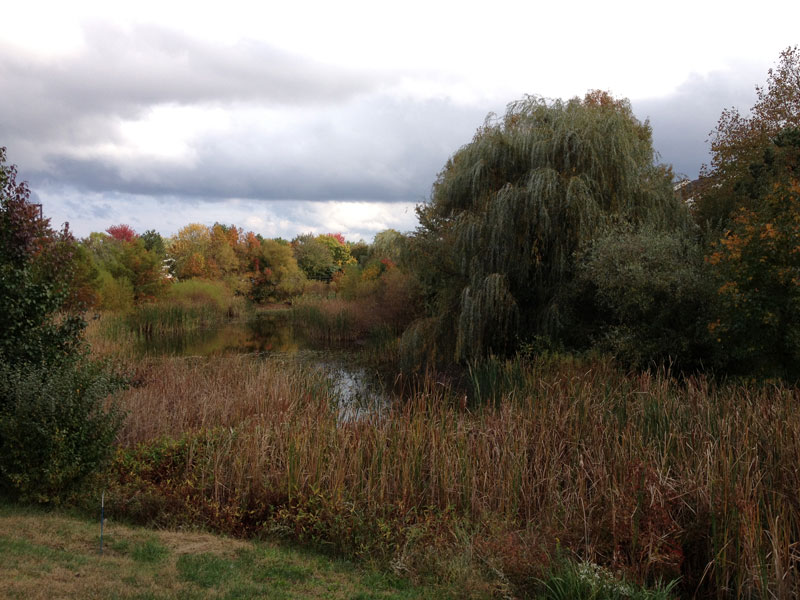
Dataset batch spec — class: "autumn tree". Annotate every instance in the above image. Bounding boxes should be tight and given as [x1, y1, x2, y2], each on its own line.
[348, 239, 371, 265]
[118, 239, 167, 302]
[205, 223, 240, 279]
[707, 127, 800, 377]
[82, 232, 132, 310]
[106, 223, 137, 243]
[84, 227, 166, 305]
[0, 147, 85, 364]
[104, 225, 166, 301]
[335, 230, 411, 301]
[169, 223, 211, 279]
[0, 147, 122, 501]
[62, 244, 100, 311]
[405, 93, 686, 363]
[696, 46, 800, 229]
[371, 229, 406, 265]
[319, 233, 354, 269]
[243, 234, 306, 303]
[292, 233, 337, 281]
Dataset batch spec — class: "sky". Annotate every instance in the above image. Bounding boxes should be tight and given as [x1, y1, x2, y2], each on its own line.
[1, 1, 798, 242]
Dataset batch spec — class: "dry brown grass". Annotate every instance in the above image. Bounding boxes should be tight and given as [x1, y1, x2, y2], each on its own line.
[114, 355, 331, 445]
[104, 352, 800, 597]
[84, 314, 133, 359]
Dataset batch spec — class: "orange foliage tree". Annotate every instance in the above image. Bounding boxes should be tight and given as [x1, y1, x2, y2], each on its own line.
[697, 46, 800, 229]
[707, 128, 800, 376]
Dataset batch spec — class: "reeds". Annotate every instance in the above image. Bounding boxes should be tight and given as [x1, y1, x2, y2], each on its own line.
[107, 354, 800, 598]
[103, 280, 249, 340]
[289, 293, 417, 350]
[123, 303, 223, 335]
[290, 298, 363, 344]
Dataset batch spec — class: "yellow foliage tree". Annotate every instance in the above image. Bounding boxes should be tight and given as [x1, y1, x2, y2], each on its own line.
[169, 223, 210, 279]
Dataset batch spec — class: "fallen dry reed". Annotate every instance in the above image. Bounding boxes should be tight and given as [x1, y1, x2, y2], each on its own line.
[106, 353, 800, 598]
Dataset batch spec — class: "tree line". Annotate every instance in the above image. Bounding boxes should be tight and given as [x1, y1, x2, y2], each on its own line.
[72, 222, 408, 310]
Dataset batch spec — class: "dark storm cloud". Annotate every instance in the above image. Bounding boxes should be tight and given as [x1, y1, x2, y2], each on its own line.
[633, 62, 764, 179]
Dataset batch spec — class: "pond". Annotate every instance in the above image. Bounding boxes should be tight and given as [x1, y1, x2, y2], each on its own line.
[129, 310, 390, 420]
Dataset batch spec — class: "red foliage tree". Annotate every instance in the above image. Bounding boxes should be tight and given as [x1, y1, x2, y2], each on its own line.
[106, 224, 137, 243]
[326, 232, 346, 245]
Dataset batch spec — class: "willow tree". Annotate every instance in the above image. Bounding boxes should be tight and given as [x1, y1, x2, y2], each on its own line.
[406, 92, 685, 362]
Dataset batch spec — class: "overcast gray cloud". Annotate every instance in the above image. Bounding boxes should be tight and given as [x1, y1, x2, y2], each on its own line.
[633, 61, 765, 179]
[0, 22, 491, 207]
[0, 23, 383, 166]
[27, 95, 487, 202]
[0, 16, 790, 239]
[1, 23, 380, 112]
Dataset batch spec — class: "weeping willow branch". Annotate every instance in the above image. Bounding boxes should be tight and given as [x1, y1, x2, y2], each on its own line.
[407, 92, 688, 362]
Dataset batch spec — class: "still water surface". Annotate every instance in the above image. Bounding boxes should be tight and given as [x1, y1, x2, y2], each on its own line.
[132, 311, 389, 420]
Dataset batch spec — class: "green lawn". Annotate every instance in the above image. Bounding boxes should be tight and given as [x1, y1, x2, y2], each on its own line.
[0, 503, 459, 600]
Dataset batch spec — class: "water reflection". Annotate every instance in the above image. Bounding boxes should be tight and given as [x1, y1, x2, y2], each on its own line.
[130, 310, 388, 419]
[314, 360, 389, 422]
[132, 311, 299, 357]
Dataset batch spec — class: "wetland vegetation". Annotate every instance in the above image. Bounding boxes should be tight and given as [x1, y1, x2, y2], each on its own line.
[3, 48, 800, 598]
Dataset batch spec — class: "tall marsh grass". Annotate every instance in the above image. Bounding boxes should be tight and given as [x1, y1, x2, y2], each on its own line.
[110, 279, 249, 337]
[290, 290, 418, 349]
[104, 353, 800, 598]
[290, 297, 362, 344]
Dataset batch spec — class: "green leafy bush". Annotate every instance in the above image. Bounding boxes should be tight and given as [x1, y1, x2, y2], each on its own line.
[574, 225, 716, 370]
[96, 268, 135, 312]
[1, 146, 125, 502]
[0, 360, 124, 502]
[167, 278, 229, 309]
[0, 262, 87, 365]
